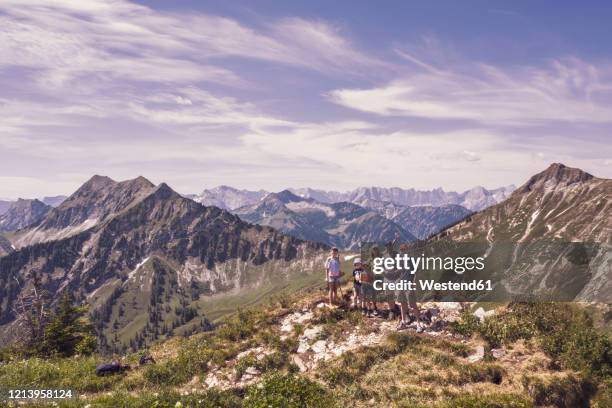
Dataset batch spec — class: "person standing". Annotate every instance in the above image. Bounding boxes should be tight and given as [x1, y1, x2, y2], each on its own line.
[325, 247, 342, 306]
[351, 257, 363, 309]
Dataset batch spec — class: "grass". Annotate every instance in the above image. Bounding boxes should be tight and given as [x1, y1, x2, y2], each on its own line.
[451, 302, 611, 381]
[0, 356, 123, 393]
[521, 374, 597, 408]
[244, 372, 336, 408]
[1, 289, 609, 408]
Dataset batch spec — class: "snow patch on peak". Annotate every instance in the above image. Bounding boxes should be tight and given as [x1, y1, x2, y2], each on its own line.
[128, 257, 150, 281]
[285, 201, 336, 217]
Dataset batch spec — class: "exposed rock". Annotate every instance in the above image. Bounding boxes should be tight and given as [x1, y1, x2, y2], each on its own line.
[302, 326, 322, 340]
[491, 348, 506, 359]
[280, 311, 313, 332]
[473, 307, 487, 322]
[311, 340, 327, 354]
[297, 341, 310, 354]
[292, 355, 308, 372]
[468, 345, 485, 363]
[244, 366, 260, 376]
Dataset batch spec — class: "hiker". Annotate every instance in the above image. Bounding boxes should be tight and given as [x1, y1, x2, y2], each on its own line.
[351, 257, 363, 309]
[325, 247, 343, 305]
[371, 245, 395, 320]
[95, 360, 131, 376]
[359, 261, 377, 316]
[385, 237, 424, 332]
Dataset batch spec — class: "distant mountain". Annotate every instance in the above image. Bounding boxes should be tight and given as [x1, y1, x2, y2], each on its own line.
[234, 190, 416, 250]
[193, 185, 514, 213]
[0, 200, 13, 216]
[436, 163, 611, 302]
[0, 199, 52, 232]
[0, 235, 12, 257]
[391, 205, 472, 240]
[339, 185, 515, 211]
[287, 188, 346, 204]
[193, 185, 267, 210]
[0, 196, 66, 216]
[41, 195, 67, 207]
[0, 176, 325, 351]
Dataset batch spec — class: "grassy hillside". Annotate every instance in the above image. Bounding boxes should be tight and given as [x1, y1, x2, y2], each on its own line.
[1, 278, 609, 408]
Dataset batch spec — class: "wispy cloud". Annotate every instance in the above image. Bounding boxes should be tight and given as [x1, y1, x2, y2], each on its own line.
[0, 2, 610, 197]
[0, 0, 385, 91]
[328, 56, 612, 124]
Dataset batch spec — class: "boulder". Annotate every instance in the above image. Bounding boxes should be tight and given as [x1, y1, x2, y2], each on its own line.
[467, 345, 485, 363]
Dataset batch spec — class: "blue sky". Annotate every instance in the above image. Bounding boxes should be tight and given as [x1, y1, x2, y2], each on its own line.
[1, 0, 611, 198]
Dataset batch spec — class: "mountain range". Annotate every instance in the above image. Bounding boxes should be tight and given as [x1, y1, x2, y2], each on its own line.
[194, 184, 515, 212]
[0, 176, 325, 351]
[0, 163, 608, 351]
[233, 190, 416, 249]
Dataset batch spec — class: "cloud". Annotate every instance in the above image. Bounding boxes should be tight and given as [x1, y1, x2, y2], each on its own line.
[328, 57, 612, 125]
[0, 0, 385, 91]
[0, 2, 610, 197]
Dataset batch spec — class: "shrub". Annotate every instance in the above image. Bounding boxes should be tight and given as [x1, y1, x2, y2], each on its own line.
[320, 332, 420, 387]
[451, 364, 504, 385]
[592, 380, 611, 408]
[244, 372, 335, 408]
[478, 311, 536, 348]
[521, 374, 597, 408]
[435, 393, 533, 408]
[143, 360, 189, 386]
[311, 307, 346, 325]
[491, 303, 612, 380]
[451, 310, 481, 337]
[217, 309, 262, 342]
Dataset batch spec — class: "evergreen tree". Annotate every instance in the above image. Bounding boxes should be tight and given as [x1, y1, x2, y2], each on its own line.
[42, 293, 97, 357]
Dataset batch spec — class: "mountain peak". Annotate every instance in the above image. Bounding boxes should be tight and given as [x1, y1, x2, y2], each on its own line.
[519, 163, 594, 193]
[272, 190, 303, 204]
[84, 174, 115, 187]
[122, 176, 155, 190]
[151, 182, 177, 199]
[0, 198, 52, 232]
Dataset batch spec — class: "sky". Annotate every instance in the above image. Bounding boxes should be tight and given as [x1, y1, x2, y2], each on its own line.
[1, 0, 611, 198]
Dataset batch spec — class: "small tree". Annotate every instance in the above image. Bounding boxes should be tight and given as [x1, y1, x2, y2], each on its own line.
[42, 292, 97, 357]
[12, 271, 50, 355]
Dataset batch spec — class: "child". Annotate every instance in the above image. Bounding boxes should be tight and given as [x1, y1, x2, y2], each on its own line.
[351, 258, 363, 309]
[359, 262, 376, 316]
[325, 247, 342, 306]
